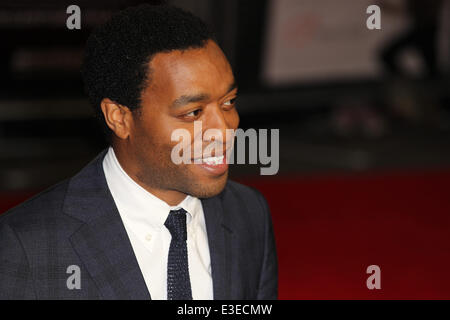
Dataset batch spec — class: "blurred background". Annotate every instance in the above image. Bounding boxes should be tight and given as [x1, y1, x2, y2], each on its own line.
[0, 0, 449, 299]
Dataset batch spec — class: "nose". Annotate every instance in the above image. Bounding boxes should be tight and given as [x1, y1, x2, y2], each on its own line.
[203, 105, 230, 143]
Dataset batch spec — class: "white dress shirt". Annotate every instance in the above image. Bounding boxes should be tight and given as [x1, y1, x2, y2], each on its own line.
[102, 147, 213, 300]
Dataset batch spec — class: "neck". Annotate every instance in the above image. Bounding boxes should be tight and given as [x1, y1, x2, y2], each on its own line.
[111, 144, 187, 206]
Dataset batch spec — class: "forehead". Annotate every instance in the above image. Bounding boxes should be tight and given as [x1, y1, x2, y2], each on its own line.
[146, 40, 234, 100]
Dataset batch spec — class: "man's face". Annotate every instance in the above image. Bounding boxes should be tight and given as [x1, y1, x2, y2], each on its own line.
[126, 40, 239, 200]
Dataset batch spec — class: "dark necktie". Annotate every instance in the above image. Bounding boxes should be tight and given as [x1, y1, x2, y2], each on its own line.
[164, 208, 193, 300]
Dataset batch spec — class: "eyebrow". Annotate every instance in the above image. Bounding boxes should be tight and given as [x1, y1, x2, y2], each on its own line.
[169, 81, 238, 110]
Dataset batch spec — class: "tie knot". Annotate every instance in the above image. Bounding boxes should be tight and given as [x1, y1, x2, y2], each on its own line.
[164, 208, 188, 242]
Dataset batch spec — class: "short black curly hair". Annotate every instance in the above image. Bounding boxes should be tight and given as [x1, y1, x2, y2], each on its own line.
[81, 4, 214, 139]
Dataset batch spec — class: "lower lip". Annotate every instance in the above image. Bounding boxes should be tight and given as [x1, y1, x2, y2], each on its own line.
[196, 162, 228, 176]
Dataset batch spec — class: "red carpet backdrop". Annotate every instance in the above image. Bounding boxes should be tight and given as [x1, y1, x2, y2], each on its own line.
[239, 169, 450, 299]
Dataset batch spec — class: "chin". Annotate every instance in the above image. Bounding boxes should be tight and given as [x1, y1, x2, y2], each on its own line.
[186, 173, 229, 199]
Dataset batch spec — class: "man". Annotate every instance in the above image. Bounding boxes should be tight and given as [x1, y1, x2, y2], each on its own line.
[0, 4, 277, 300]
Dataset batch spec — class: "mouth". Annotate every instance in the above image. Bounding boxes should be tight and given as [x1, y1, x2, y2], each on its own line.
[202, 155, 225, 165]
[193, 155, 228, 176]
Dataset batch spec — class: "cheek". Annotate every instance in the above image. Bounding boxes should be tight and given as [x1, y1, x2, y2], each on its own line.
[228, 109, 240, 129]
[149, 122, 188, 164]
[133, 110, 171, 144]
[131, 117, 166, 161]
[132, 121, 157, 148]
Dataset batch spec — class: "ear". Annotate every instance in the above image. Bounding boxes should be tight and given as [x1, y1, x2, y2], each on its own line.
[100, 98, 133, 140]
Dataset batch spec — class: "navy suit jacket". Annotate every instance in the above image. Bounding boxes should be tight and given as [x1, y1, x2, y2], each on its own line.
[0, 150, 278, 299]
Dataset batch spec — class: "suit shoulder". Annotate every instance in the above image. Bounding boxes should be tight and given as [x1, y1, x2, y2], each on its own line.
[224, 179, 265, 198]
[221, 180, 268, 212]
[0, 179, 70, 229]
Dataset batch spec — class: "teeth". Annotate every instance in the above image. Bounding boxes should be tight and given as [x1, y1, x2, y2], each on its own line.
[202, 155, 224, 165]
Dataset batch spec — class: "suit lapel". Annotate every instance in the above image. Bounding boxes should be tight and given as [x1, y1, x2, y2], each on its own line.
[63, 150, 150, 300]
[202, 196, 233, 300]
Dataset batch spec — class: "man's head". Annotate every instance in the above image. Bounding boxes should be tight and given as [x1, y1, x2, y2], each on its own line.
[81, 4, 239, 204]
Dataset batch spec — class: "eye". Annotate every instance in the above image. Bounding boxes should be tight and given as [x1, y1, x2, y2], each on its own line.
[224, 97, 237, 107]
[185, 109, 201, 118]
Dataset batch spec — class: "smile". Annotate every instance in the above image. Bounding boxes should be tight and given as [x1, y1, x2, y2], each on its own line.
[202, 155, 224, 165]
